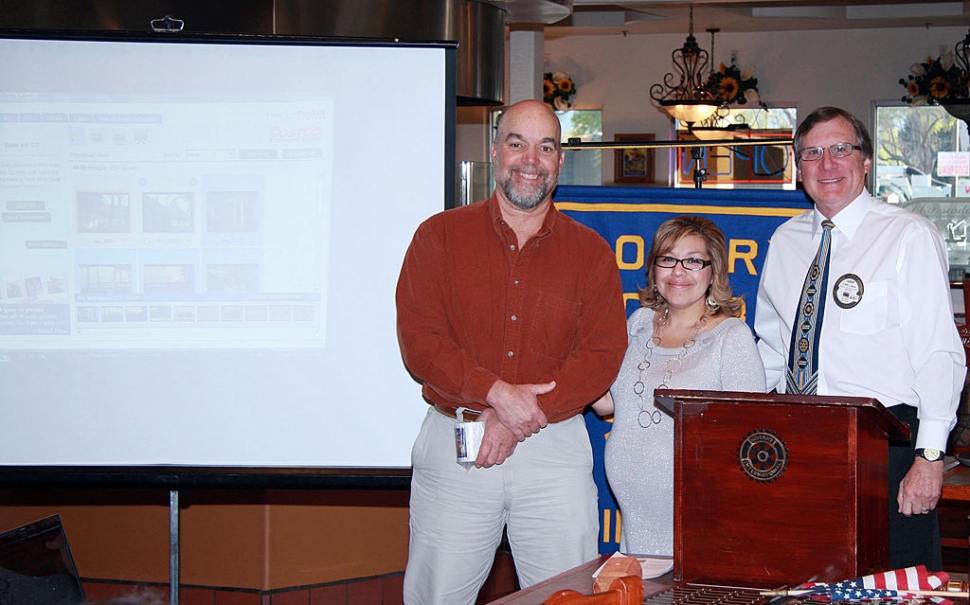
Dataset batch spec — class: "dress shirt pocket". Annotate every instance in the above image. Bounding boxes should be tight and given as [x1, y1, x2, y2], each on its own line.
[528, 292, 581, 363]
[839, 280, 888, 335]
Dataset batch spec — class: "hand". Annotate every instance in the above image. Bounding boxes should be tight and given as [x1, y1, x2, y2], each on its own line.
[897, 457, 944, 516]
[485, 380, 553, 441]
[475, 408, 519, 468]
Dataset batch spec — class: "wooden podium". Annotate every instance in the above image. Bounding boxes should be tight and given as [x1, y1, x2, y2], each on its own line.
[655, 389, 910, 588]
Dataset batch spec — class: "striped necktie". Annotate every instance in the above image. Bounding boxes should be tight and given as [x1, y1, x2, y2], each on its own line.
[786, 220, 835, 395]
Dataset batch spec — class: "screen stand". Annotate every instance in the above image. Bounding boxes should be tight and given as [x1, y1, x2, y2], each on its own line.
[170, 490, 180, 605]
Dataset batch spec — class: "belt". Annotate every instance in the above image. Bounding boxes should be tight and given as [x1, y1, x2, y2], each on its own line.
[434, 405, 482, 422]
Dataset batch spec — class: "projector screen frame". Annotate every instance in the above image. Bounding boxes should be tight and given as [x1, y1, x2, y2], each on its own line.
[0, 29, 458, 477]
[0, 27, 458, 213]
[0, 465, 412, 488]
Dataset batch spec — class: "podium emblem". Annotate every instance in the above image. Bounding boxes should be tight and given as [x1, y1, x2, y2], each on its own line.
[738, 429, 789, 483]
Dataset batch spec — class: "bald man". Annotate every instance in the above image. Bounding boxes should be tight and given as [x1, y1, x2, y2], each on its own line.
[396, 100, 628, 604]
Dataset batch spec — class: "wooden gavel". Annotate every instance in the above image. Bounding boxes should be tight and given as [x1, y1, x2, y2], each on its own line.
[542, 575, 643, 605]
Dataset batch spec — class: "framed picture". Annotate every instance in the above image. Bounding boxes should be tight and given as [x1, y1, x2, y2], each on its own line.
[614, 133, 656, 184]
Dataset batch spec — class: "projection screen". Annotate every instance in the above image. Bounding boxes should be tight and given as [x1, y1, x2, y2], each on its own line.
[0, 33, 456, 468]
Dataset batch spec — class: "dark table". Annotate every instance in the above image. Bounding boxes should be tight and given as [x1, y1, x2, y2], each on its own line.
[486, 555, 676, 605]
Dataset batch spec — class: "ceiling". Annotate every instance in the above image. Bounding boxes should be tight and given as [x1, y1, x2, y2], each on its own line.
[531, 1, 970, 38]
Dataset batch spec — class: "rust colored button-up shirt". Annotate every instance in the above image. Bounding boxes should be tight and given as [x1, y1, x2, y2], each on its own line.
[396, 194, 628, 423]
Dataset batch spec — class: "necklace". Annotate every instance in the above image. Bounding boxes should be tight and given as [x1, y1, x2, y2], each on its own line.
[634, 307, 706, 428]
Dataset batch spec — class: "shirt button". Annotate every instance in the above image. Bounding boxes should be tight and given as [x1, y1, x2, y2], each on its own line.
[513, 280, 520, 286]
[509, 244, 516, 251]
[510, 315, 517, 322]
[507, 351, 514, 357]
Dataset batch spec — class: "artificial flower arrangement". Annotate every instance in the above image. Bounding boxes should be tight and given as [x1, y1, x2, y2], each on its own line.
[544, 71, 576, 111]
[705, 61, 766, 108]
[899, 50, 969, 105]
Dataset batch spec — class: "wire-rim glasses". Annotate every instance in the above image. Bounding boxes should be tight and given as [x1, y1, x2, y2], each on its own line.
[796, 142, 862, 162]
[654, 255, 712, 271]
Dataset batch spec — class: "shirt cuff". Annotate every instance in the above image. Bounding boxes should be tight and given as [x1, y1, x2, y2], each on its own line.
[914, 417, 955, 452]
[464, 366, 500, 406]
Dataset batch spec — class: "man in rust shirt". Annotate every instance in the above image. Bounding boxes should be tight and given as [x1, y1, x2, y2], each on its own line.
[396, 99, 627, 604]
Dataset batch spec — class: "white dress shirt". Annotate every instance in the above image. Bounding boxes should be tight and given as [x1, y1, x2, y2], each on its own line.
[755, 190, 965, 451]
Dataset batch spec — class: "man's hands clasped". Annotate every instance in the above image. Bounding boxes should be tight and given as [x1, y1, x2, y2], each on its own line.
[474, 379, 554, 468]
[485, 379, 553, 440]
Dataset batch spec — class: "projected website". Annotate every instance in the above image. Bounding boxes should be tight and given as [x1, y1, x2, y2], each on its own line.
[0, 96, 334, 350]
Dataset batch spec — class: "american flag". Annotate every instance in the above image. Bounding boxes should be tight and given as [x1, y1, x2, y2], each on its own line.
[797, 566, 951, 603]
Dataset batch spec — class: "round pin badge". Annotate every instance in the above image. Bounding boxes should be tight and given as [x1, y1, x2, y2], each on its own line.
[738, 429, 789, 483]
[833, 274, 864, 309]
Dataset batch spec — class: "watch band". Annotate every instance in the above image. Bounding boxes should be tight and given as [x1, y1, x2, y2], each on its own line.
[915, 448, 943, 462]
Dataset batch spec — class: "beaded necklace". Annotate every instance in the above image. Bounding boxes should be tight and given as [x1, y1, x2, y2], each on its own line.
[634, 307, 707, 428]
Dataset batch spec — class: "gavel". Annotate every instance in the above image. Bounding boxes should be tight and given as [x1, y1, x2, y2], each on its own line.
[541, 575, 643, 605]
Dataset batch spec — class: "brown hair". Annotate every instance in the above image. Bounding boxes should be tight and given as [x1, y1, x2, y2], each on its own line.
[639, 215, 743, 317]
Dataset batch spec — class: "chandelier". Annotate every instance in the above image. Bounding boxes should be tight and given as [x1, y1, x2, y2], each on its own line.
[943, 28, 970, 129]
[956, 28, 970, 75]
[649, 4, 719, 128]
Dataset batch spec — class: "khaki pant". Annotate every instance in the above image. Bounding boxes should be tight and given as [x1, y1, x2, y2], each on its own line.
[404, 407, 598, 605]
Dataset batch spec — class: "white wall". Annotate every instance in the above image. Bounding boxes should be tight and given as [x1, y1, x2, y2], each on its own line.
[456, 25, 969, 184]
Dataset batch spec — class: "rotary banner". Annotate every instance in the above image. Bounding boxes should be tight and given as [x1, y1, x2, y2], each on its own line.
[552, 185, 812, 554]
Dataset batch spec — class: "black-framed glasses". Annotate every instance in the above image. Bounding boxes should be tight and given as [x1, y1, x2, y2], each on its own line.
[796, 142, 862, 162]
[654, 255, 712, 271]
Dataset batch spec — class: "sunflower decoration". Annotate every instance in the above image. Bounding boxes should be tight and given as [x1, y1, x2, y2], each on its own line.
[899, 51, 969, 105]
[705, 61, 765, 108]
[543, 71, 577, 111]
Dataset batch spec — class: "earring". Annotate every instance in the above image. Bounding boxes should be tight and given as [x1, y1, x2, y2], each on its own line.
[706, 293, 720, 311]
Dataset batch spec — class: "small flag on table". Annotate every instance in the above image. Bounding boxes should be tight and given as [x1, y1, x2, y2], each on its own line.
[794, 566, 952, 603]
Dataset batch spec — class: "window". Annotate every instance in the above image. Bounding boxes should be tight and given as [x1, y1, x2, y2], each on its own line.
[873, 103, 966, 203]
[675, 106, 798, 189]
[557, 108, 603, 186]
[874, 103, 970, 280]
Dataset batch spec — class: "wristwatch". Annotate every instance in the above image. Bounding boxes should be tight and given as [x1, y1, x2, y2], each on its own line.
[915, 448, 943, 462]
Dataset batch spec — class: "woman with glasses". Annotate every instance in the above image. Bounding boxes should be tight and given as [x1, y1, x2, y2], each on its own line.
[592, 215, 766, 557]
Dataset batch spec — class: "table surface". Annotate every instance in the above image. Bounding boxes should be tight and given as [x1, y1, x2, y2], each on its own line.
[486, 555, 677, 605]
[486, 557, 968, 605]
[943, 461, 970, 502]
[484, 467, 970, 604]
[483, 466, 970, 605]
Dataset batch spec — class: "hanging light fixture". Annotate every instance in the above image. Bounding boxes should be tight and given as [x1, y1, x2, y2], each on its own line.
[953, 28, 970, 89]
[649, 4, 719, 128]
[943, 28, 970, 133]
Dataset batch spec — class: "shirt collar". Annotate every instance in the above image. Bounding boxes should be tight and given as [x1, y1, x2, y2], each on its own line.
[486, 192, 559, 240]
[813, 189, 870, 239]
[538, 200, 559, 237]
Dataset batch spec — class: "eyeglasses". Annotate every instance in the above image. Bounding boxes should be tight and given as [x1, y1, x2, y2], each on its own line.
[654, 255, 712, 271]
[796, 142, 862, 162]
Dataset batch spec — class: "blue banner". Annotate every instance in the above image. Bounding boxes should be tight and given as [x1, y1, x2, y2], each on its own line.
[553, 185, 812, 553]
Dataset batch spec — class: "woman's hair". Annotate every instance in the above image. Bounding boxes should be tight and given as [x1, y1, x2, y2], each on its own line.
[639, 215, 744, 317]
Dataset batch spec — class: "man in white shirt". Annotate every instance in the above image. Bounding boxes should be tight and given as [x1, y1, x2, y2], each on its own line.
[754, 106, 966, 569]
